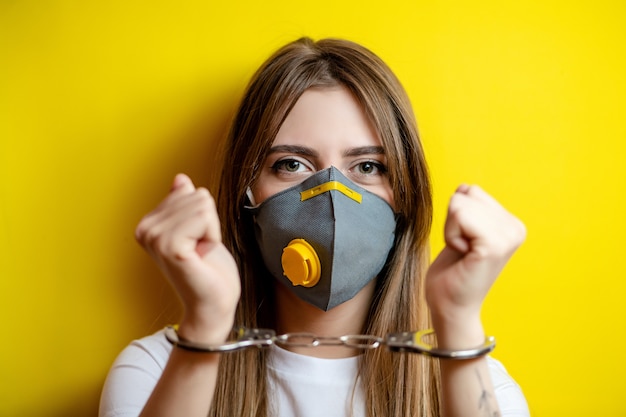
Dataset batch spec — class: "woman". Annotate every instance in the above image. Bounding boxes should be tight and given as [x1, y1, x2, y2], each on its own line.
[100, 37, 529, 417]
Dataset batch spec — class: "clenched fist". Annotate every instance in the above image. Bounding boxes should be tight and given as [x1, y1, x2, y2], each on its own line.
[426, 185, 526, 348]
[135, 174, 241, 344]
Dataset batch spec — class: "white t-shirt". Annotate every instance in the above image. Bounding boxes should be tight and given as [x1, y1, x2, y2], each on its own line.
[99, 330, 530, 417]
[266, 344, 365, 417]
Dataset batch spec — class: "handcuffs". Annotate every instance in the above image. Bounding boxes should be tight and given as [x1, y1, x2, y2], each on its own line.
[164, 326, 496, 360]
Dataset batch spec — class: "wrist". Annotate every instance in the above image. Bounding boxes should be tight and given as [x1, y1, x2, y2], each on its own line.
[178, 310, 235, 345]
[430, 311, 485, 350]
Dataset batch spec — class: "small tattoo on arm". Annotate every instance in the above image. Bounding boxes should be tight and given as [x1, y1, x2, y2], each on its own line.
[476, 369, 501, 417]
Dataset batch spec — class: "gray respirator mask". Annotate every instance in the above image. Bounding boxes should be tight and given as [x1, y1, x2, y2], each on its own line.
[246, 166, 397, 311]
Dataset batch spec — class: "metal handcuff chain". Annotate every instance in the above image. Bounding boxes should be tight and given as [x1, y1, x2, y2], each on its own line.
[163, 325, 496, 360]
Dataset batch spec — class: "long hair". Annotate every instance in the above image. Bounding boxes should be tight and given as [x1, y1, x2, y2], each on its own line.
[212, 37, 440, 417]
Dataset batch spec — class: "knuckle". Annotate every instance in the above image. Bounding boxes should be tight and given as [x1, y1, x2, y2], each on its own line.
[196, 192, 218, 218]
[144, 229, 160, 248]
[512, 220, 527, 245]
[447, 194, 463, 215]
[196, 188, 215, 206]
[135, 221, 150, 244]
[134, 225, 145, 242]
[154, 234, 175, 256]
[196, 186, 211, 197]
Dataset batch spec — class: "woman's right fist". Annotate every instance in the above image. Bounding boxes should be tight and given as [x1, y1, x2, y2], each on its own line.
[135, 174, 241, 344]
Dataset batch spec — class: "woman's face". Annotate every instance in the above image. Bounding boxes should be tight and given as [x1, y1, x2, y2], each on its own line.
[251, 85, 394, 207]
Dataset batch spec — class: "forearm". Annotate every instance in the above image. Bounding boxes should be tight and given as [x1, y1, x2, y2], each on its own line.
[439, 356, 500, 417]
[433, 316, 501, 417]
[140, 348, 220, 417]
[425, 184, 526, 416]
[131, 174, 240, 417]
[139, 318, 231, 417]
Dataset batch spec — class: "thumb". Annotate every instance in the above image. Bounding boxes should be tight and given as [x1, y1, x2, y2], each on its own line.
[444, 191, 470, 253]
[170, 173, 195, 193]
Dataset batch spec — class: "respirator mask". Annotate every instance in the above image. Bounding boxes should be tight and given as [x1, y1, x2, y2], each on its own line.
[246, 166, 397, 311]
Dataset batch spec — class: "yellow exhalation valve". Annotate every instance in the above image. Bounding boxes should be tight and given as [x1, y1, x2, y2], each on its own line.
[281, 238, 321, 287]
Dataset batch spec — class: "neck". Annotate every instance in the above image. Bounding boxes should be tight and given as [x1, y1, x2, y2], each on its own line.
[274, 280, 376, 358]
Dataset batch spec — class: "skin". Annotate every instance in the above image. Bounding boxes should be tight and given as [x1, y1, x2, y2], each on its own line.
[134, 85, 526, 417]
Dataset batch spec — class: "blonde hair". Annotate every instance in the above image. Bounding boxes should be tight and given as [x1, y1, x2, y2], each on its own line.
[213, 37, 440, 417]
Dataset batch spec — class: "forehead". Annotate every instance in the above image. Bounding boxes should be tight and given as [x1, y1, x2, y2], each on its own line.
[272, 86, 383, 150]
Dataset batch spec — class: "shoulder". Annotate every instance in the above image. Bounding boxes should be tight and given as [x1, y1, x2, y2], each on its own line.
[486, 356, 531, 416]
[99, 329, 173, 417]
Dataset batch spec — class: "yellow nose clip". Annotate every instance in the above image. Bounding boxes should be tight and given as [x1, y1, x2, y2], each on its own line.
[300, 181, 362, 203]
[281, 239, 321, 287]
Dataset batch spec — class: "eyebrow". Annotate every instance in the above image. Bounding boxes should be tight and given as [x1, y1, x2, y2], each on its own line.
[267, 145, 385, 158]
[343, 146, 385, 157]
[267, 145, 319, 157]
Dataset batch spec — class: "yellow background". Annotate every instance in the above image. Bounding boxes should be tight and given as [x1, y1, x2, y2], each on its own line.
[1, 1, 624, 416]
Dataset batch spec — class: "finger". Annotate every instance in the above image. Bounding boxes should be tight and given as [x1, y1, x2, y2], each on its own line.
[169, 173, 196, 195]
[456, 185, 524, 242]
[444, 191, 471, 253]
[136, 187, 217, 251]
[461, 184, 502, 209]
[138, 175, 201, 234]
[447, 187, 527, 261]
[162, 189, 222, 254]
[193, 187, 222, 245]
[455, 183, 471, 194]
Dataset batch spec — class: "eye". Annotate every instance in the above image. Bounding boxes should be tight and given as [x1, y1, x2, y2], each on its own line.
[271, 158, 309, 173]
[354, 161, 387, 175]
